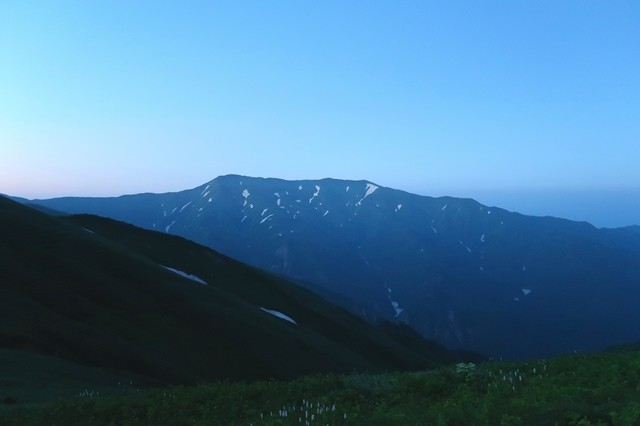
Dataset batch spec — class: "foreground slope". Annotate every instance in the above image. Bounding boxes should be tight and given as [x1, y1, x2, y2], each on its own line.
[3, 347, 640, 425]
[30, 175, 640, 358]
[0, 197, 472, 402]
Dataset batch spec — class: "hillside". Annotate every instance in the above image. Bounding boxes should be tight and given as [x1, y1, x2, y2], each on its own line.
[0, 196, 474, 403]
[29, 175, 640, 358]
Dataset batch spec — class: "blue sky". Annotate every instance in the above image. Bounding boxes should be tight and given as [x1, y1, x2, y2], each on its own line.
[1, 1, 639, 226]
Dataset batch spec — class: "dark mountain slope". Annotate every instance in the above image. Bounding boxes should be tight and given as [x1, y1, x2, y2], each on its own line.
[29, 175, 640, 358]
[1, 196, 474, 401]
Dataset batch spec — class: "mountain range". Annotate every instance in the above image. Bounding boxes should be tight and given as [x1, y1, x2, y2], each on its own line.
[0, 195, 477, 402]
[25, 175, 640, 359]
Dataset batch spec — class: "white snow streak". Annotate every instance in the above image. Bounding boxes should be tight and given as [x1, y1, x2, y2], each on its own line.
[323, 210, 329, 217]
[522, 289, 532, 296]
[309, 185, 320, 203]
[260, 214, 274, 224]
[355, 183, 379, 206]
[261, 208, 269, 216]
[386, 287, 403, 317]
[480, 233, 485, 243]
[162, 266, 207, 285]
[260, 307, 297, 325]
[165, 221, 176, 233]
[391, 301, 403, 317]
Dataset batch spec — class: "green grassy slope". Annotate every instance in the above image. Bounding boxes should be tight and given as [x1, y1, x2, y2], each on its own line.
[0, 197, 473, 403]
[2, 349, 639, 425]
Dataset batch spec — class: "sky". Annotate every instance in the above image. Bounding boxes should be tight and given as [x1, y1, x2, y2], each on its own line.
[1, 1, 639, 227]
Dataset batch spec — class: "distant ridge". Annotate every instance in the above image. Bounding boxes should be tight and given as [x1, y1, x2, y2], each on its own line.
[28, 175, 640, 359]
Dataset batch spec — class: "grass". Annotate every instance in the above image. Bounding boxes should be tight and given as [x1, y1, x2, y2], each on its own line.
[2, 350, 640, 425]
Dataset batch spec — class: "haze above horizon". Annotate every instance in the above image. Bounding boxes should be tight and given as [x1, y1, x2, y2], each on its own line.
[1, 1, 639, 227]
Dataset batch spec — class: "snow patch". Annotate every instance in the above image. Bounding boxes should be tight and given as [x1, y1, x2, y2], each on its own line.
[298, 185, 302, 190]
[391, 301, 403, 317]
[441, 204, 448, 211]
[260, 307, 297, 325]
[241, 215, 247, 222]
[179, 201, 192, 213]
[480, 233, 485, 243]
[309, 185, 320, 203]
[201, 184, 210, 195]
[260, 214, 274, 224]
[165, 221, 176, 233]
[355, 183, 379, 206]
[208, 198, 213, 203]
[386, 287, 404, 317]
[431, 225, 438, 234]
[242, 189, 250, 198]
[395, 204, 402, 212]
[346, 186, 349, 192]
[323, 210, 329, 217]
[261, 208, 269, 216]
[522, 288, 531, 296]
[83, 228, 95, 234]
[162, 266, 207, 285]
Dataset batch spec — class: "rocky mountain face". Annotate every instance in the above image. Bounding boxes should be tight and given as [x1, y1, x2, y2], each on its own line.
[31, 175, 640, 358]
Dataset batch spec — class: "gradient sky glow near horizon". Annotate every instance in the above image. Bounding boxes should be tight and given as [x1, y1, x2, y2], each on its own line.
[1, 1, 639, 227]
